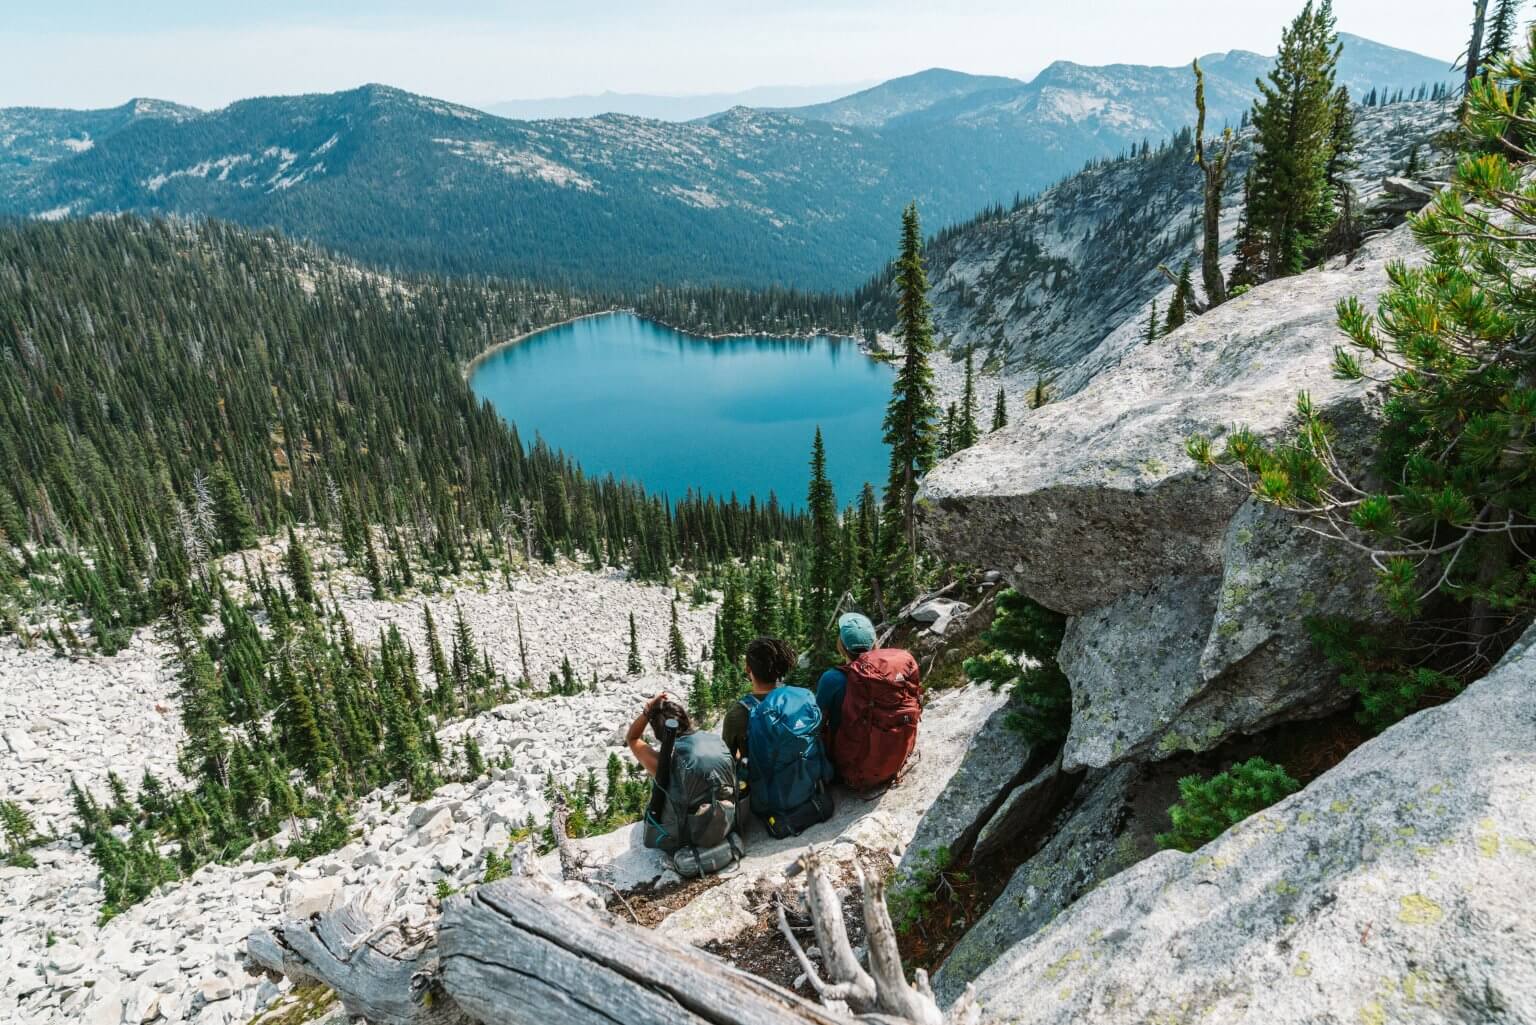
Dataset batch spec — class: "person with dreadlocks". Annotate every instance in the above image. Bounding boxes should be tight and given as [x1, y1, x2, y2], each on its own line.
[722, 637, 835, 839]
[625, 691, 742, 876]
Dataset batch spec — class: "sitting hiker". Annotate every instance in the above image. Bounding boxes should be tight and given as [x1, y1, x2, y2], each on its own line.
[818, 612, 923, 791]
[722, 637, 834, 839]
[626, 692, 742, 877]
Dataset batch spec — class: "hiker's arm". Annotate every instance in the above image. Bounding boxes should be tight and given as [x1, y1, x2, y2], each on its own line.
[721, 704, 745, 761]
[626, 695, 662, 777]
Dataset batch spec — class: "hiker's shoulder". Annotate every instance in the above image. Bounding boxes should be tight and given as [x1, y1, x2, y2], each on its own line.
[815, 666, 847, 689]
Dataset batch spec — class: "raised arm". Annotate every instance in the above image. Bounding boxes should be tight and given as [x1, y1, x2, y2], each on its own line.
[625, 692, 666, 777]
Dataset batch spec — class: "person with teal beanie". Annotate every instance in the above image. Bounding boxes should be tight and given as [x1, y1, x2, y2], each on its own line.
[815, 612, 876, 744]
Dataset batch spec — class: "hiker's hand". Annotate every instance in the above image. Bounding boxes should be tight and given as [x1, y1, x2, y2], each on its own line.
[646, 692, 667, 711]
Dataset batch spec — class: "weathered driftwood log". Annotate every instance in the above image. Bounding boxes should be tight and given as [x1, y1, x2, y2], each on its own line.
[265, 894, 458, 1025]
[248, 841, 965, 1025]
[777, 849, 978, 1025]
[438, 880, 850, 1025]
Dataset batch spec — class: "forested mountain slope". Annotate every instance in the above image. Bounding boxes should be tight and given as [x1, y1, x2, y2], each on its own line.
[0, 98, 197, 197]
[0, 36, 1450, 289]
[0, 217, 829, 653]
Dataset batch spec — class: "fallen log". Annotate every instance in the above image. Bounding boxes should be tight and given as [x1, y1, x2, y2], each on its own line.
[267, 895, 457, 1025]
[249, 843, 973, 1025]
[437, 879, 849, 1025]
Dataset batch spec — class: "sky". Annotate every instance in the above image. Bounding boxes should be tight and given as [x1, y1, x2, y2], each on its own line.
[2, 1, 1466, 110]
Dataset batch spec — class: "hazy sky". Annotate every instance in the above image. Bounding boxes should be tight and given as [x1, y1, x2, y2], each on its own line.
[4, 1, 1464, 110]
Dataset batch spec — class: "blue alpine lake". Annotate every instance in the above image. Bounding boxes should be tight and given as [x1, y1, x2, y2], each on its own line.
[469, 312, 893, 507]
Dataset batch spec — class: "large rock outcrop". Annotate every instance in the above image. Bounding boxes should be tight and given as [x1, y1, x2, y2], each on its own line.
[964, 627, 1536, 1024]
[920, 221, 1418, 762]
[920, 225, 1414, 616]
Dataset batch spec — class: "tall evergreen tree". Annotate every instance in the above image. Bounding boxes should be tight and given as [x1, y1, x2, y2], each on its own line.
[749, 558, 783, 637]
[209, 463, 256, 553]
[1145, 300, 1160, 342]
[285, 527, 317, 606]
[664, 600, 691, 672]
[803, 429, 840, 664]
[423, 606, 453, 711]
[1244, 0, 1344, 279]
[878, 203, 940, 614]
[941, 402, 958, 458]
[626, 612, 643, 675]
[956, 350, 980, 451]
[1483, 0, 1521, 68]
[1029, 375, 1053, 410]
[463, 734, 485, 780]
[991, 386, 1009, 431]
[1165, 260, 1196, 332]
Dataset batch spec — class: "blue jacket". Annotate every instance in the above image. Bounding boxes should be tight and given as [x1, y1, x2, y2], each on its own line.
[815, 667, 847, 736]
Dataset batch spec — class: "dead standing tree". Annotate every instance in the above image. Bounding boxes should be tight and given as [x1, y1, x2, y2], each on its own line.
[1192, 57, 1236, 309]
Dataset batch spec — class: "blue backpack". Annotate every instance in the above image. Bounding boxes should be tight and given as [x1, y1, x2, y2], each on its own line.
[740, 686, 834, 838]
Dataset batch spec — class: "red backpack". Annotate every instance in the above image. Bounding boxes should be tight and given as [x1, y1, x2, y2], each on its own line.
[832, 649, 923, 790]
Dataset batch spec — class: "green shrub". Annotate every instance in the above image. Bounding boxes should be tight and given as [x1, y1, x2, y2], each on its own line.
[964, 589, 1071, 745]
[2, 799, 38, 868]
[887, 845, 967, 935]
[1156, 757, 1301, 852]
[1307, 617, 1463, 732]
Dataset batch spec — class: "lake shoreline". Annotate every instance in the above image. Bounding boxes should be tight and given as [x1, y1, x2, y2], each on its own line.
[462, 308, 866, 379]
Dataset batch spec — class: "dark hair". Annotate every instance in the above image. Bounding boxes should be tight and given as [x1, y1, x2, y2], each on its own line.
[647, 697, 692, 739]
[745, 636, 796, 684]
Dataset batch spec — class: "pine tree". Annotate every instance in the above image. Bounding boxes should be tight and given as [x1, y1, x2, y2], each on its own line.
[167, 614, 229, 785]
[208, 462, 256, 553]
[463, 734, 485, 779]
[718, 566, 750, 670]
[665, 600, 691, 671]
[991, 386, 1009, 431]
[626, 612, 643, 675]
[749, 559, 783, 637]
[1484, 0, 1520, 69]
[1245, 0, 1344, 279]
[956, 350, 980, 450]
[338, 488, 366, 564]
[1029, 375, 1053, 410]
[688, 668, 712, 721]
[423, 606, 453, 711]
[363, 527, 386, 599]
[450, 603, 478, 709]
[275, 655, 331, 781]
[1144, 300, 1160, 342]
[878, 203, 940, 615]
[804, 429, 840, 664]
[1165, 260, 1195, 332]
[285, 527, 317, 605]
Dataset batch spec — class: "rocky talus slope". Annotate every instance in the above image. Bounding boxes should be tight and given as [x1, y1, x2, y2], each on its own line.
[910, 212, 1536, 1019]
[0, 553, 717, 1025]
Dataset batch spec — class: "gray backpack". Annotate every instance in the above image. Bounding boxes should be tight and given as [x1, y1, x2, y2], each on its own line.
[643, 731, 741, 875]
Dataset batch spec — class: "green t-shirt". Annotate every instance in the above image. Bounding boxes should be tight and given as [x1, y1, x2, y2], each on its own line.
[721, 700, 750, 760]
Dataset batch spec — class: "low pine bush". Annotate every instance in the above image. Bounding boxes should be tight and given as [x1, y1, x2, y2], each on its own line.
[963, 589, 1071, 745]
[1157, 757, 1300, 853]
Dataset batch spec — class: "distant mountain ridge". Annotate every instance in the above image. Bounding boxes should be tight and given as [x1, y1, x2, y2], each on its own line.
[486, 82, 876, 121]
[0, 33, 1454, 289]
